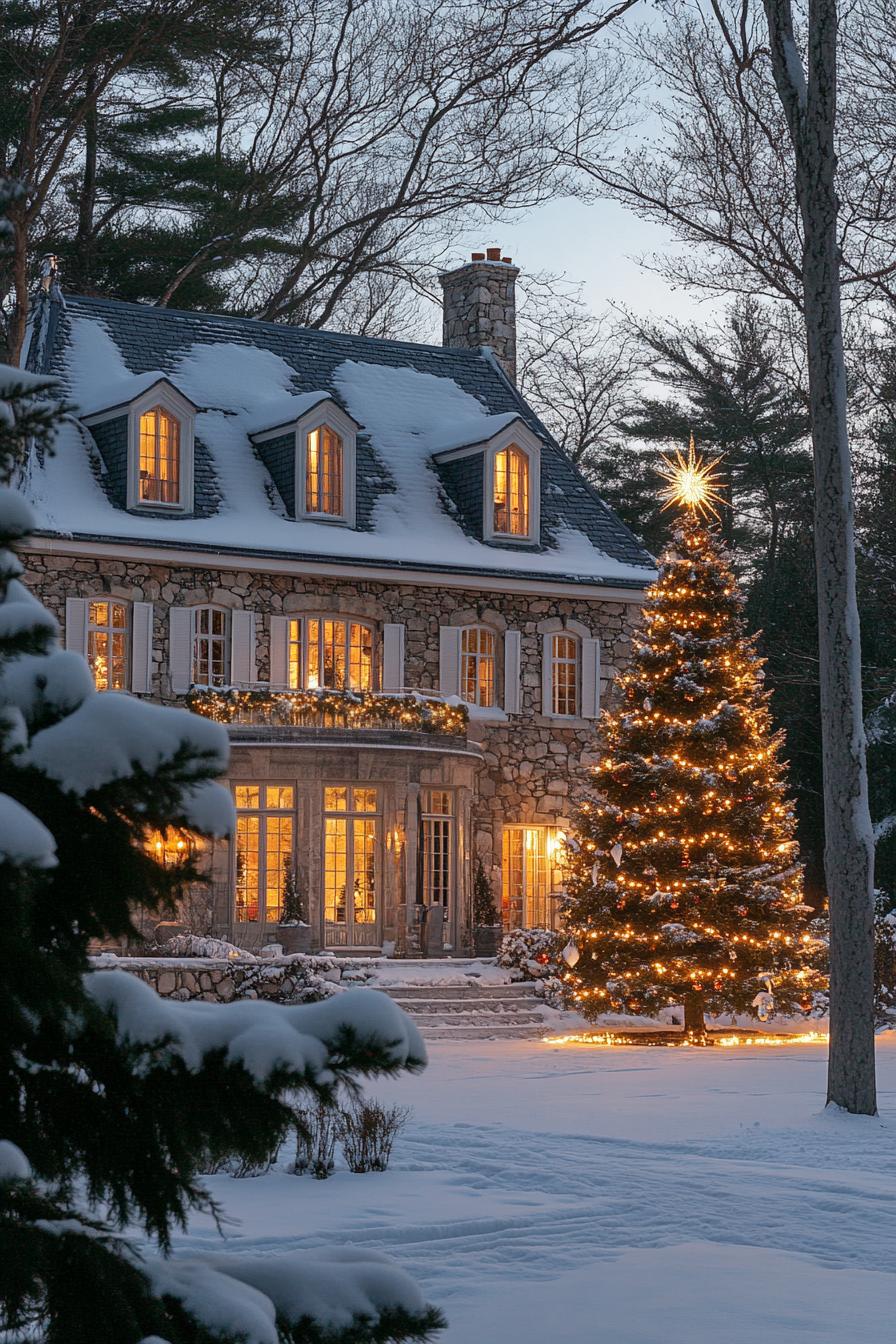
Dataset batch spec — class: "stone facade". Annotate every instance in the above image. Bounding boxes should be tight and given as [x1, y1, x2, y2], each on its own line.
[23, 546, 642, 954]
[439, 252, 519, 383]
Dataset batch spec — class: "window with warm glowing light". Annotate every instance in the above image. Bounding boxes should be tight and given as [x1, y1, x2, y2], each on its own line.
[305, 425, 343, 516]
[234, 784, 295, 923]
[193, 606, 230, 687]
[551, 633, 580, 717]
[147, 827, 194, 866]
[503, 826, 561, 929]
[323, 786, 379, 946]
[139, 406, 181, 505]
[460, 626, 496, 707]
[421, 790, 454, 909]
[87, 599, 129, 690]
[288, 616, 374, 691]
[493, 444, 529, 537]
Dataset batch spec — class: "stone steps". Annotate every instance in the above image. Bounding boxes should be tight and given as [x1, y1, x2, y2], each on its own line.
[374, 980, 550, 1041]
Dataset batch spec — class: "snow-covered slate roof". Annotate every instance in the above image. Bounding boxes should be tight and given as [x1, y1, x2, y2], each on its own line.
[24, 293, 656, 587]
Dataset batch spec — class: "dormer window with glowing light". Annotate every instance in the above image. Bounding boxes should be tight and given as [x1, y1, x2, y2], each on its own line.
[305, 425, 344, 517]
[493, 444, 529, 537]
[139, 406, 181, 505]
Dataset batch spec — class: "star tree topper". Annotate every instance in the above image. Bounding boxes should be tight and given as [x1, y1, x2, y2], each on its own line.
[658, 432, 726, 518]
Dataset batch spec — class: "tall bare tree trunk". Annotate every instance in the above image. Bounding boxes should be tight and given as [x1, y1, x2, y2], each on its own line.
[763, 0, 876, 1113]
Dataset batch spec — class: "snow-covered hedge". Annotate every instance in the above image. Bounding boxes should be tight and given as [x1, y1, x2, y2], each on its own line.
[497, 928, 568, 1010]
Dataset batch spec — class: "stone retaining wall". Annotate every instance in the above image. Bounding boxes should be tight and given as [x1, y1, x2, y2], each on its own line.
[90, 954, 375, 1003]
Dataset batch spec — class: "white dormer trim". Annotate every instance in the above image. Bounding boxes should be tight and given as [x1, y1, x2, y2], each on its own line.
[482, 422, 541, 546]
[294, 400, 357, 528]
[81, 377, 197, 514]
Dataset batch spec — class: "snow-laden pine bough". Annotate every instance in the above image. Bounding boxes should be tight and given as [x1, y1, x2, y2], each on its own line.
[0, 362, 443, 1344]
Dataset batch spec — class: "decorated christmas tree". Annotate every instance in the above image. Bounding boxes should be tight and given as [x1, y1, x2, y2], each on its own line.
[562, 439, 823, 1038]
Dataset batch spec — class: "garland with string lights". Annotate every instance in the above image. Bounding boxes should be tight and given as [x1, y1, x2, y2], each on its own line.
[187, 685, 468, 737]
[562, 439, 825, 1038]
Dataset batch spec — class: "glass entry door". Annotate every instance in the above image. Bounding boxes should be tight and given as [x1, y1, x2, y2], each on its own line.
[502, 826, 559, 929]
[323, 786, 380, 947]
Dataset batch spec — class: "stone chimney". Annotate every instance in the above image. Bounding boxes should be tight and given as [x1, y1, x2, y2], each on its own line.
[439, 247, 520, 383]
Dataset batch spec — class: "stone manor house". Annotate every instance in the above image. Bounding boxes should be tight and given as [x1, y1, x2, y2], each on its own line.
[21, 249, 655, 955]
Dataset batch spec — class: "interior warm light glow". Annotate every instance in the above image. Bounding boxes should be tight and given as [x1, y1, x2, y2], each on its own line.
[658, 434, 726, 518]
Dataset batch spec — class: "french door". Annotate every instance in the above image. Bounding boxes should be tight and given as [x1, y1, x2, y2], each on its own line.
[323, 785, 380, 947]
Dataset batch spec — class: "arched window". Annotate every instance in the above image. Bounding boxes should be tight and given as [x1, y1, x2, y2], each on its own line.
[192, 606, 230, 687]
[493, 444, 529, 537]
[139, 406, 181, 505]
[305, 425, 344, 516]
[460, 626, 496, 707]
[87, 599, 129, 689]
[551, 632, 580, 717]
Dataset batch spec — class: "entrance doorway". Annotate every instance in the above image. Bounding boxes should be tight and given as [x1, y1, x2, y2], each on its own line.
[502, 825, 562, 929]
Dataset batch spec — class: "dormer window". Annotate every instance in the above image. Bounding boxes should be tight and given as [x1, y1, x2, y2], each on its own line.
[139, 407, 181, 505]
[493, 444, 529, 537]
[79, 375, 196, 516]
[305, 425, 343, 516]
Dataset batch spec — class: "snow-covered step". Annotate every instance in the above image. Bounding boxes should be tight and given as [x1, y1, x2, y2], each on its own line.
[373, 980, 551, 1040]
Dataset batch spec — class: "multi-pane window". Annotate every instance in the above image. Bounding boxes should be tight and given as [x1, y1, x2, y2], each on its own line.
[460, 626, 496, 707]
[503, 826, 559, 929]
[551, 633, 580, 717]
[305, 425, 344, 516]
[234, 784, 295, 923]
[421, 790, 454, 908]
[323, 786, 379, 946]
[288, 617, 374, 691]
[87, 599, 129, 690]
[493, 444, 529, 536]
[193, 606, 230, 687]
[139, 406, 180, 505]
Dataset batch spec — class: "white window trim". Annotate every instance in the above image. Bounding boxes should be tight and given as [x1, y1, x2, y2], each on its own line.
[125, 383, 196, 513]
[192, 604, 232, 688]
[482, 423, 541, 546]
[538, 618, 593, 722]
[459, 623, 500, 710]
[295, 403, 357, 528]
[549, 630, 581, 719]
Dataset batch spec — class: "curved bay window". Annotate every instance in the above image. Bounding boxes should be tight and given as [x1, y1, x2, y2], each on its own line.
[88, 599, 129, 690]
[193, 607, 230, 687]
[305, 425, 344, 517]
[323, 786, 379, 947]
[287, 616, 374, 691]
[460, 626, 496, 708]
[493, 444, 529, 537]
[234, 785, 295, 924]
[139, 406, 181, 505]
[551, 633, 580, 717]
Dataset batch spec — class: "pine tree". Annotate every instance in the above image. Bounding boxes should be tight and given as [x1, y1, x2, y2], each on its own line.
[0, 354, 439, 1339]
[562, 445, 823, 1038]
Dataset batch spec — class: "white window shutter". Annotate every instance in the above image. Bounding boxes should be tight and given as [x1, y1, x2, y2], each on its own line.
[269, 614, 290, 688]
[541, 632, 555, 716]
[169, 607, 194, 694]
[382, 623, 406, 692]
[64, 597, 88, 657]
[230, 610, 257, 686]
[130, 602, 153, 694]
[582, 636, 601, 719]
[504, 630, 521, 714]
[439, 626, 462, 697]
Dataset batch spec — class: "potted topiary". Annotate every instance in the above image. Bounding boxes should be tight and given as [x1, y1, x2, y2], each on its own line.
[472, 859, 502, 958]
[278, 856, 312, 954]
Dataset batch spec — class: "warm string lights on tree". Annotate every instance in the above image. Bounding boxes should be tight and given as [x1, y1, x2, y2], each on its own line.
[187, 685, 468, 737]
[562, 439, 825, 1040]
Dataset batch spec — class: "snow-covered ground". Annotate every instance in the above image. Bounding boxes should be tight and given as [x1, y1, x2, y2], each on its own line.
[176, 1036, 896, 1342]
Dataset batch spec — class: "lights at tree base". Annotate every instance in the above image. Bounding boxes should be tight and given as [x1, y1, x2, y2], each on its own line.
[542, 1030, 827, 1048]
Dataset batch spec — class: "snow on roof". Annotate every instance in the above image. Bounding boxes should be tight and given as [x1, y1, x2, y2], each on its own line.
[24, 294, 656, 587]
[76, 371, 192, 419]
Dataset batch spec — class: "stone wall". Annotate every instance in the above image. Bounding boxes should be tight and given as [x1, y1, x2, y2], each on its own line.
[90, 953, 375, 1002]
[25, 546, 644, 941]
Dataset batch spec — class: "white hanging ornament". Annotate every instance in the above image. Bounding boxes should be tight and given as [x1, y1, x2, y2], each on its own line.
[643, 697, 652, 711]
[610, 842, 623, 867]
[752, 990, 775, 1023]
[591, 860, 601, 885]
[562, 940, 580, 968]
